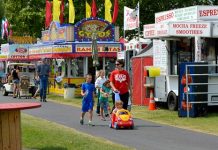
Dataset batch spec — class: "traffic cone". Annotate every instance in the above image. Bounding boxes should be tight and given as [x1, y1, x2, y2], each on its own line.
[148, 90, 156, 110]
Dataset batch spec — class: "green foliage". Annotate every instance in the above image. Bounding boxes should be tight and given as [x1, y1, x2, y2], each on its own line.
[2, 0, 217, 38]
[4, 0, 45, 38]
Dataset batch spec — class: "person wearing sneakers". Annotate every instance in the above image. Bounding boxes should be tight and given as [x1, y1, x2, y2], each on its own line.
[110, 59, 131, 111]
[80, 74, 95, 126]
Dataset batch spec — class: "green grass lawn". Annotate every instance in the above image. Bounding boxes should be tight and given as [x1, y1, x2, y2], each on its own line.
[22, 114, 133, 150]
[22, 94, 218, 149]
[47, 94, 218, 136]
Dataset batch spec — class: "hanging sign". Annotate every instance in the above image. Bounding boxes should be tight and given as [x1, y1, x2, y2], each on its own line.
[75, 43, 121, 52]
[74, 18, 114, 42]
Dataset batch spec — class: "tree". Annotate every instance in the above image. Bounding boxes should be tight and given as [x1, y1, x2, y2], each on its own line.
[4, 0, 45, 38]
[2, 0, 217, 39]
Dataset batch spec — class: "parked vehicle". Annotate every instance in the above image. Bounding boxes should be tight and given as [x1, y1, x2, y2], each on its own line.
[2, 63, 36, 97]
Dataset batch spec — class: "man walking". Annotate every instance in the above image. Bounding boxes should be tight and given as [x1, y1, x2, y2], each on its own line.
[37, 58, 51, 102]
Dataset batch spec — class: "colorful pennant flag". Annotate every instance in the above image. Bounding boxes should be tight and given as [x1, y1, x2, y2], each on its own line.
[59, 0, 65, 24]
[69, 0, 75, 23]
[45, 0, 52, 28]
[105, 0, 112, 22]
[53, 0, 61, 22]
[112, 0, 119, 23]
[86, 1, 91, 18]
[91, 0, 97, 17]
[1, 18, 9, 39]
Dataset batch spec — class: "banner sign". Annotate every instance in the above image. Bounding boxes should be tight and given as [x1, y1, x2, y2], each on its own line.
[155, 6, 218, 24]
[8, 44, 30, 59]
[74, 18, 114, 42]
[144, 23, 169, 38]
[75, 43, 121, 52]
[124, 5, 139, 30]
[53, 45, 72, 53]
[169, 22, 211, 37]
[144, 22, 211, 38]
[29, 45, 52, 55]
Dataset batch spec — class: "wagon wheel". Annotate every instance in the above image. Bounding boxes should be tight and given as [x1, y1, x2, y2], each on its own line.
[109, 122, 112, 128]
[114, 122, 119, 130]
[2, 87, 8, 96]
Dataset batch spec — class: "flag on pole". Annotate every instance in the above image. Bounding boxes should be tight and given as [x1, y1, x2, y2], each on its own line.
[112, 0, 119, 23]
[53, 0, 61, 22]
[124, 2, 139, 30]
[59, 0, 65, 24]
[91, 0, 97, 17]
[105, 0, 112, 22]
[69, 0, 75, 23]
[1, 19, 5, 39]
[45, 0, 52, 28]
[86, 1, 91, 18]
[1, 18, 9, 39]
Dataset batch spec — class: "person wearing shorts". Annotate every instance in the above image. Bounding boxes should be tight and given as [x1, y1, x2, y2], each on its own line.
[80, 74, 95, 126]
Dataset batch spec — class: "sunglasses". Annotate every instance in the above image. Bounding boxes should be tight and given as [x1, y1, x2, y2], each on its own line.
[115, 63, 121, 65]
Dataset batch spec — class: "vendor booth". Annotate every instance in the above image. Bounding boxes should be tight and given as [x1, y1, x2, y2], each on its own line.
[0, 43, 31, 81]
[132, 47, 153, 106]
[143, 5, 218, 116]
[29, 18, 122, 96]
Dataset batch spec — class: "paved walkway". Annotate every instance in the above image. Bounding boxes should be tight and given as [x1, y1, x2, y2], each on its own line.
[1, 96, 218, 150]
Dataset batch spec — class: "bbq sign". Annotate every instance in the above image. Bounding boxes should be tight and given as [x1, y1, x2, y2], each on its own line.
[74, 18, 115, 42]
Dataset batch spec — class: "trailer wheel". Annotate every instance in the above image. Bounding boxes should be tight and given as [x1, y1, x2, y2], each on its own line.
[167, 92, 178, 111]
[2, 87, 8, 96]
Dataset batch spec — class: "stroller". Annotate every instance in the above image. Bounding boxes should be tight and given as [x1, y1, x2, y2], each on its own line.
[18, 75, 31, 99]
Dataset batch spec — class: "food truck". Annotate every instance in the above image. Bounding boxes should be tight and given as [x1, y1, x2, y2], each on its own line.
[143, 6, 218, 116]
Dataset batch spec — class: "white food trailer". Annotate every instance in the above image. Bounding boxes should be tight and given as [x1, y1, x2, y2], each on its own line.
[143, 6, 218, 111]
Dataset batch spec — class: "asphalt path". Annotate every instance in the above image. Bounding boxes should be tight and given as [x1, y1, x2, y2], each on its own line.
[1, 95, 218, 150]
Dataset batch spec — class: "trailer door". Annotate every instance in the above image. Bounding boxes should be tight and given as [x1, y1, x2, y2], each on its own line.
[154, 76, 166, 102]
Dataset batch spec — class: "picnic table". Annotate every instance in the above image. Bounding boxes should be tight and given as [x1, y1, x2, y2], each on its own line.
[0, 102, 41, 150]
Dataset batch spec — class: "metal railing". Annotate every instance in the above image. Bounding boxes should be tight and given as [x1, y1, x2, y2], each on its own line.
[185, 64, 218, 117]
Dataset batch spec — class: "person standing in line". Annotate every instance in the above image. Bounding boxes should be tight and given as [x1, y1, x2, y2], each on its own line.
[80, 74, 95, 126]
[11, 65, 20, 98]
[37, 58, 51, 102]
[95, 70, 107, 115]
[109, 59, 131, 110]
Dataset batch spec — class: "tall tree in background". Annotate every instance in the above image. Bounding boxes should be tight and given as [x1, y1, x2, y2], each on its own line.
[4, 0, 45, 38]
[2, 0, 217, 39]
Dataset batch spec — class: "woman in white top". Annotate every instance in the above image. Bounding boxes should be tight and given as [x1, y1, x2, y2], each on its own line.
[95, 70, 107, 115]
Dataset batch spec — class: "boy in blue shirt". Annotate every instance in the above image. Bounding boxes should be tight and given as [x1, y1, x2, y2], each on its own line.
[80, 74, 95, 126]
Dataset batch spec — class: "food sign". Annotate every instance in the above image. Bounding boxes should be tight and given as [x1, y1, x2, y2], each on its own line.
[8, 44, 30, 59]
[74, 18, 114, 42]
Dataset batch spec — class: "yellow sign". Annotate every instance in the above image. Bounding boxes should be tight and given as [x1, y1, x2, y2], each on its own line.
[53, 45, 72, 53]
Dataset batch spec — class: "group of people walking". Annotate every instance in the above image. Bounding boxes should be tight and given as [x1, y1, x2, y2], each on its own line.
[80, 59, 131, 126]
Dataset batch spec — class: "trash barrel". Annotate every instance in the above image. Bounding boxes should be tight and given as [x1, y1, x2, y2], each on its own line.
[64, 83, 76, 99]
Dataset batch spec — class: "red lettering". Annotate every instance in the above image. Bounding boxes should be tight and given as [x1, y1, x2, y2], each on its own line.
[155, 12, 174, 23]
[199, 9, 218, 17]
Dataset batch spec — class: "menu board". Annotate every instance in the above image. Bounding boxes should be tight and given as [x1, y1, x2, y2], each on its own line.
[153, 39, 168, 75]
